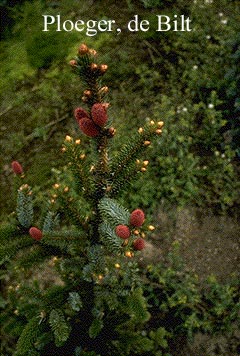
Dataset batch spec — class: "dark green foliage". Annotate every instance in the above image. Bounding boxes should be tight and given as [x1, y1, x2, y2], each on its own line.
[223, 33, 240, 155]
[26, 31, 73, 69]
[14, 317, 45, 356]
[125, 287, 150, 323]
[141, 245, 240, 355]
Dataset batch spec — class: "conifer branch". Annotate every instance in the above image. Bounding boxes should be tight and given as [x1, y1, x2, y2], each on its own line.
[63, 137, 95, 198]
[108, 122, 164, 196]
[15, 317, 45, 356]
[98, 197, 130, 226]
[98, 222, 122, 254]
[0, 236, 33, 264]
[49, 309, 71, 347]
[16, 184, 34, 228]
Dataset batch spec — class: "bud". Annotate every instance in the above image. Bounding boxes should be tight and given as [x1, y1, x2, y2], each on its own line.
[99, 86, 109, 94]
[115, 263, 121, 269]
[138, 127, 144, 134]
[157, 121, 164, 128]
[78, 43, 89, 55]
[143, 160, 149, 166]
[64, 186, 69, 192]
[141, 167, 147, 172]
[89, 48, 97, 56]
[130, 209, 145, 227]
[148, 225, 155, 231]
[78, 117, 100, 137]
[19, 183, 30, 191]
[108, 127, 116, 137]
[155, 129, 162, 135]
[133, 230, 140, 235]
[133, 238, 145, 251]
[69, 59, 77, 67]
[90, 63, 98, 71]
[11, 161, 23, 175]
[115, 225, 131, 239]
[80, 154, 86, 159]
[150, 120, 155, 125]
[65, 135, 72, 142]
[105, 185, 112, 192]
[74, 107, 89, 121]
[125, 251, 134, 258]
[83, 90, 92, 97]
[91, 103, 108, 127]
[99, 64, 108, 73]
[75, 139, 81, 145]
[102, 102, 110, 110]
[144, 140, 151, 146]
[29, 227, 43, 241]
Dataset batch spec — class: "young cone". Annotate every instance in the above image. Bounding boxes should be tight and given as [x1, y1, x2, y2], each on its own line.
[133, 238, 145, 250]
[74, 107, 89, 121]
[78, 117, 100, 137]
[91, 103, 108, 127]
[11, 161, 23, 175]
[115, 225, 131, 239]
[29, 227, 43, 241]
[130, 209, 145, 227]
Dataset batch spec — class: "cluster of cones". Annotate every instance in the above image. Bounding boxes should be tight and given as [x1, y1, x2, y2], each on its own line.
[115, 209, 146, 251]
[74, 103, 108, 137]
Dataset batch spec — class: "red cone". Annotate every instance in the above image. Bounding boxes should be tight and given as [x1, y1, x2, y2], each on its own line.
[29, 227, 43, 241]
[91, 103, 108, 127]
[78, 117, 100, 137]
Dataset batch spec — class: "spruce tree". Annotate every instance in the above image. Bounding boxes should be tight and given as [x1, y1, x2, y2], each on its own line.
[0, 43, 164, 356]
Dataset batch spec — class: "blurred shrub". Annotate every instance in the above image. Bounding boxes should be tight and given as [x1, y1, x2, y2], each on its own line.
[223, 33, 240, 156]
[120, 91, 239, 213]
[142, 243, 240, 355]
